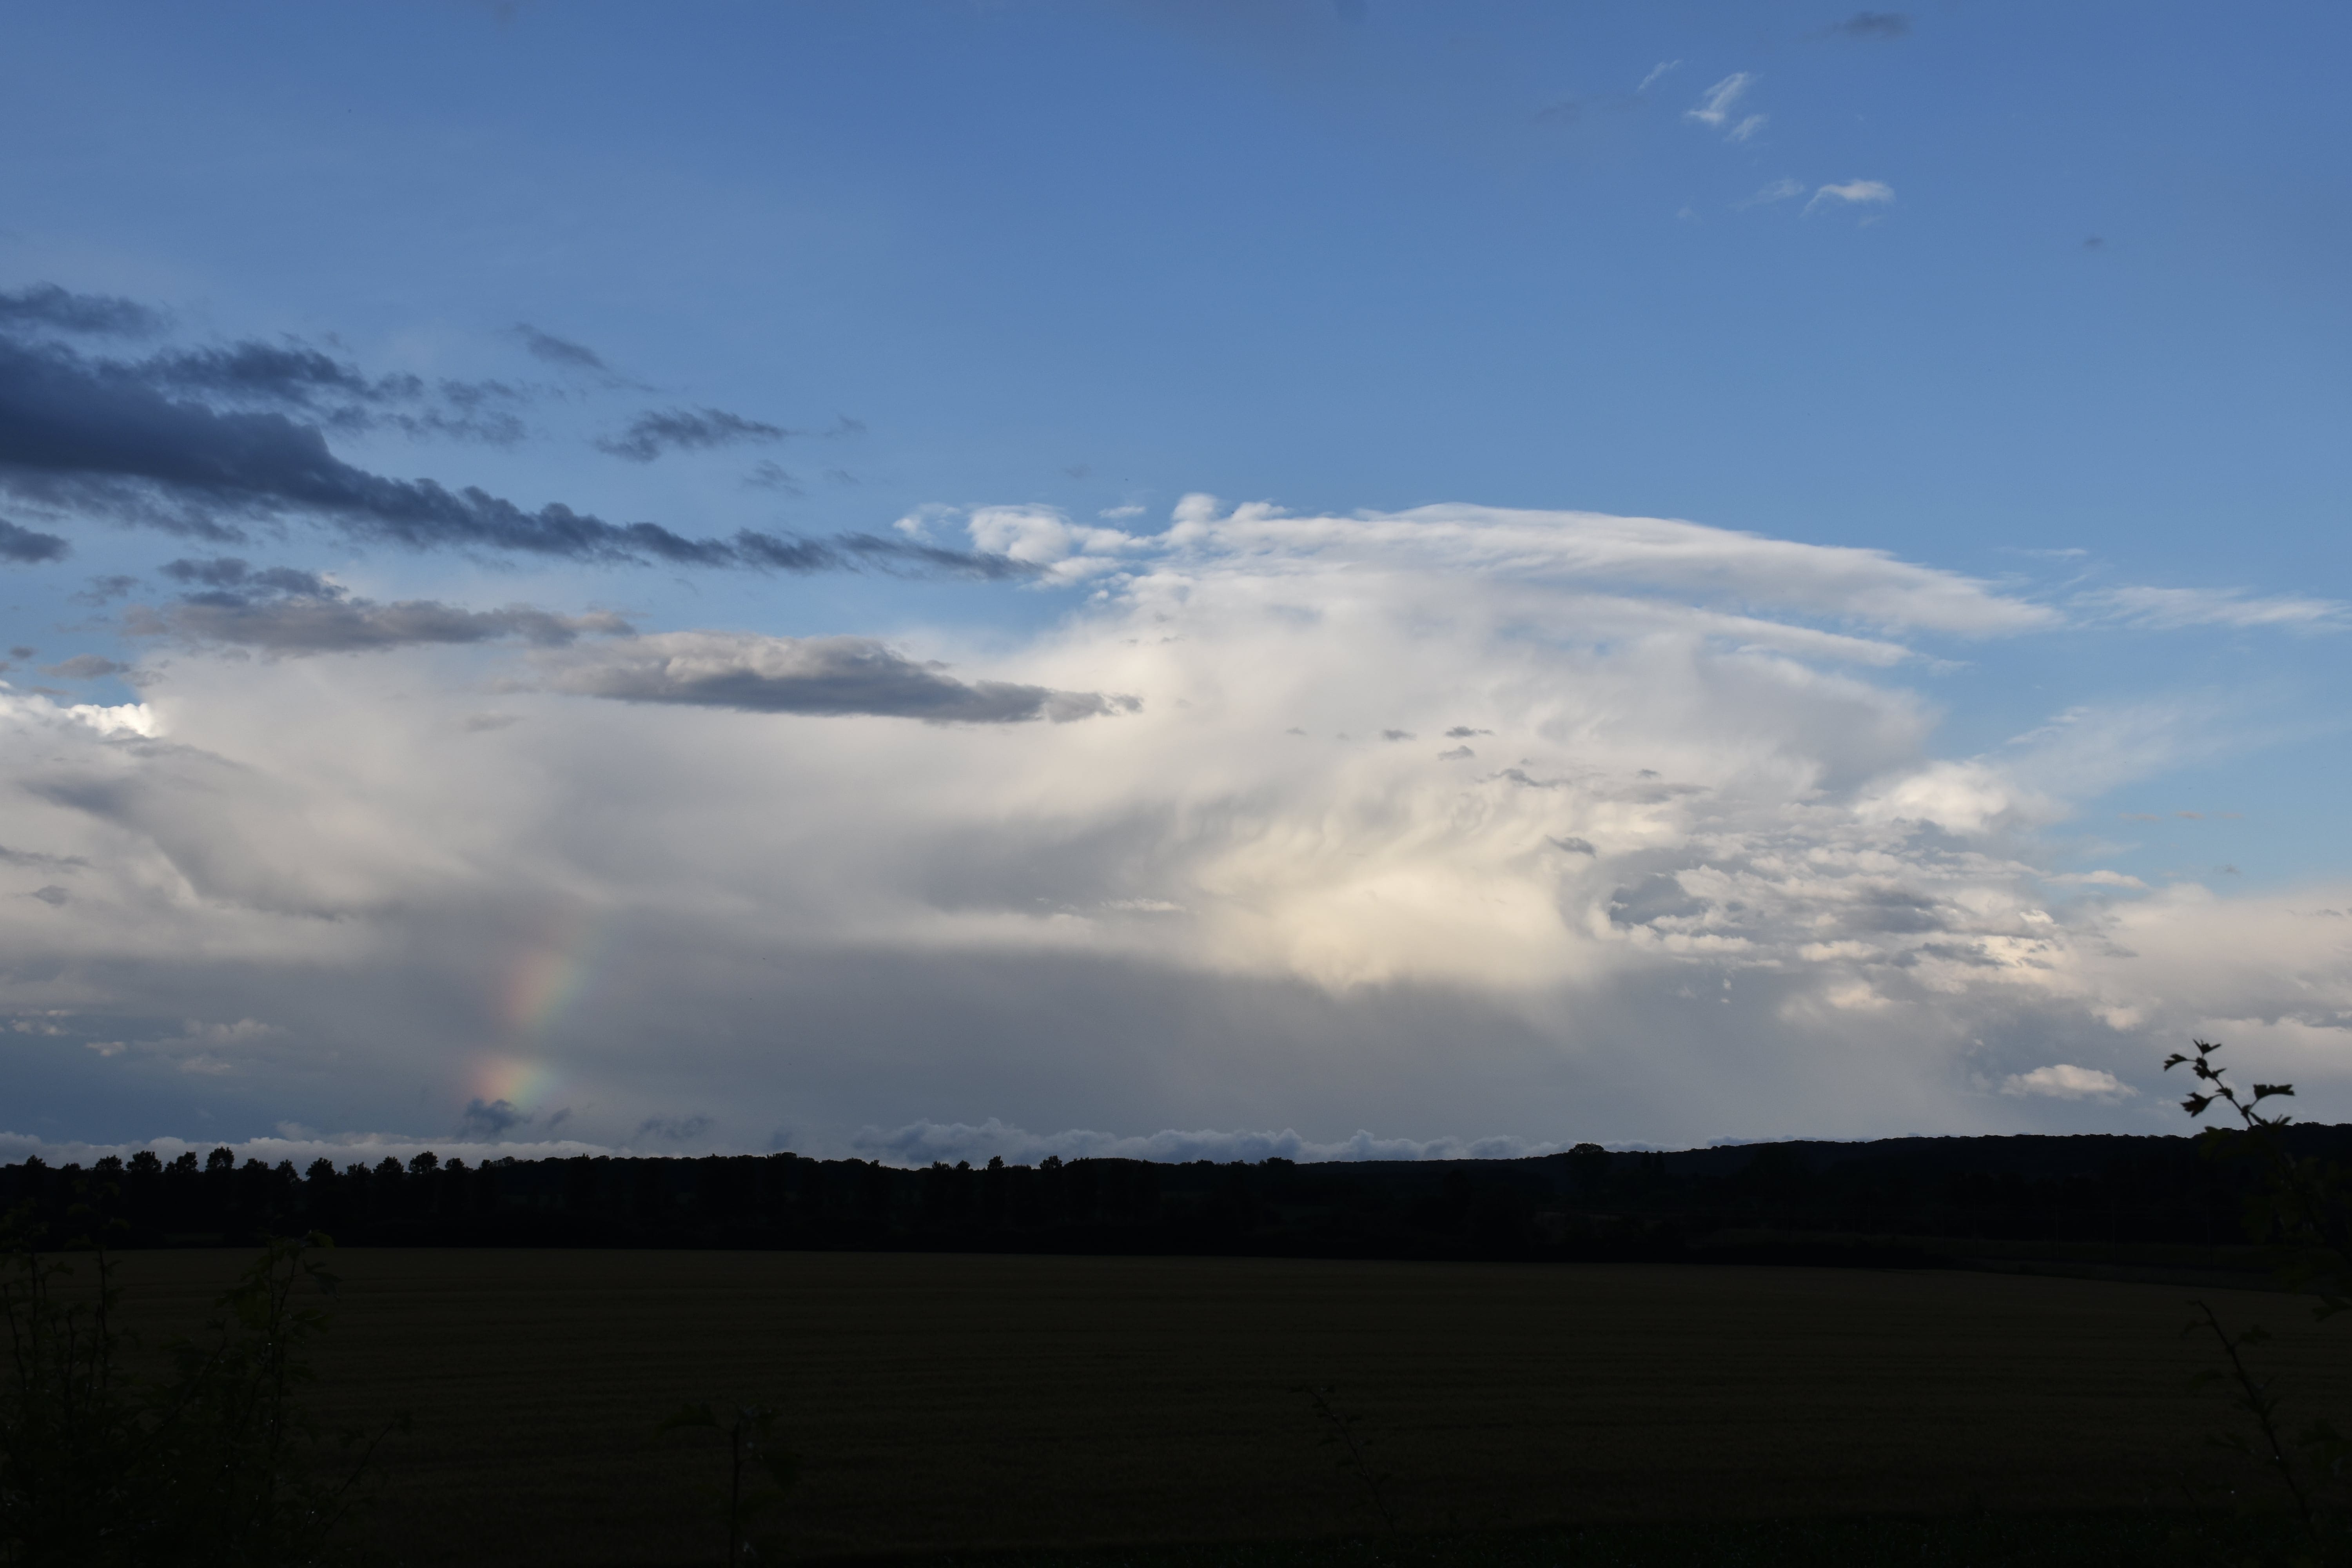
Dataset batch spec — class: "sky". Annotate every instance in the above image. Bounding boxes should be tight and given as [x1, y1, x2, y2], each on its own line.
[0, 0, 2347, 1165]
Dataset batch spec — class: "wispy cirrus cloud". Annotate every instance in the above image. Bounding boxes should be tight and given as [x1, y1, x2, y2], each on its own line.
[1805, 180, 1895, 214]
[2077, 584, 2350, 632]
[1737, 178, 1807, 210]
[1685, 73, 1765, 141]
[1685, 73, 1754, 131]
[1129, 496, 2055, 636]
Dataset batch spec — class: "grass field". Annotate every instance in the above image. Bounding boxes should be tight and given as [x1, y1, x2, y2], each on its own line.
[99, 1249, 2352, 1566]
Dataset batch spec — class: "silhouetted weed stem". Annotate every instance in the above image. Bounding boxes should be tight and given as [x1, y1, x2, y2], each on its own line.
[1294, 1384, 1397, 1535]
[2185, 1300, 2316, 1536]
[660, 1400, 799, 1565]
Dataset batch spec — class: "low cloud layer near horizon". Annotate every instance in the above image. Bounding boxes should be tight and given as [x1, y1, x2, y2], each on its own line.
[0, 1120, 1582, 1171]
[4, 484, 2348, 1158]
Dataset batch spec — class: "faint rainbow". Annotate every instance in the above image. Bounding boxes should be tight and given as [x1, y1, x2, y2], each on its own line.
[472, 908, 611, 1117]
[472, 1055, 565, 1111]
[499, 906, 611, 1040]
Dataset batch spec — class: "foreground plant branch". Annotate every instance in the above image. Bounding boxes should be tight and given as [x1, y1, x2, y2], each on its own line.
[1294, 1383, 1398, 1535]
[2168, 1038, 2352, 1314]
[2165, 1039, 2352, 1561]
[659, 1400, 800, 1566]
[0, 1209, 402, 1568]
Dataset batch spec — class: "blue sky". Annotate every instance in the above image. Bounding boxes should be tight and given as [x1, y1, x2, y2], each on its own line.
[0, 2, 2346, 1162]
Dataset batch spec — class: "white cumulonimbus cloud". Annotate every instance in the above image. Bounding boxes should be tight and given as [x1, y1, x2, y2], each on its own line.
[1, 499, 2346, 1157]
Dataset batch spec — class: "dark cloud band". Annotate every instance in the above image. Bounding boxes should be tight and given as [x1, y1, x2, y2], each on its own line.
[0, 289, 1023, 580]
[0, 333, 732, 561]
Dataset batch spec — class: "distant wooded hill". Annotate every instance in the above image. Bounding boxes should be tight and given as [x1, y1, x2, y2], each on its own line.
[8, 1129, 2350, 1272]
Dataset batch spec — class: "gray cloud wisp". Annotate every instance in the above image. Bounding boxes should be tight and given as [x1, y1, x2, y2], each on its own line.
[132, 597, 630, 656]
[597, 407, 789, 463]
[511, 323, 610, 374]
[546, 631, 1140, 724]
[0, 518, 69, 563]
[0, 283, 167, 339]
[127, 555, 633, 654]
[1822, 12, 1911, 40]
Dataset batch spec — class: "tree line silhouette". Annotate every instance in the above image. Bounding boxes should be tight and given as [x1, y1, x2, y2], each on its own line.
[8, 1127, 2348, 1261]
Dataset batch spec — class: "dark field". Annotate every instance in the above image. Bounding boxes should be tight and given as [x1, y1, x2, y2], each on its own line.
[102, 1250, 2351, 1566]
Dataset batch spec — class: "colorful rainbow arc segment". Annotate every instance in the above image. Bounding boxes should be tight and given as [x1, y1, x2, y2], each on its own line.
[469, 916, 606, 1116]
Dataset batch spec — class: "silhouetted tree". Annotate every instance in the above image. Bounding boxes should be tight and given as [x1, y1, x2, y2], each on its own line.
[1567, 1142, 1609, 1198]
